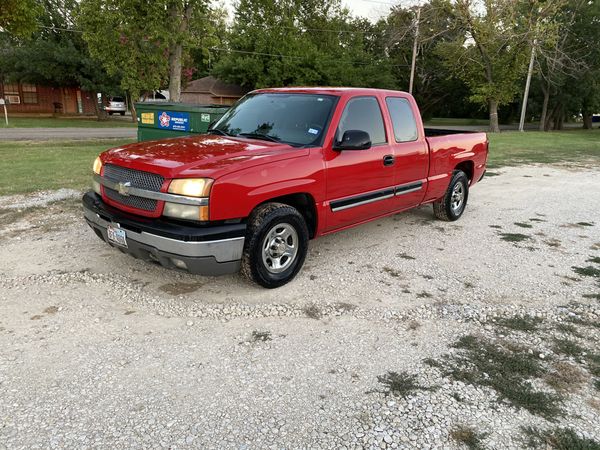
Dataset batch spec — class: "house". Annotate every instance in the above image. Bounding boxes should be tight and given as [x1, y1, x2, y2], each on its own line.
[0, 81, 97, 116]
[180, 76, 248, 105]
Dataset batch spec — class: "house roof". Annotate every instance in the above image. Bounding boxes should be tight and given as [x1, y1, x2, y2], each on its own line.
[183, 76, 248, 98]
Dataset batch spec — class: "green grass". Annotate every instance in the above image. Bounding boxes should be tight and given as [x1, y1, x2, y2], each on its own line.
[375, 371, 433, 397]
[499, 232, 531, 243]
[487, 130, 600, 168]
[553, 338, 586, 359]
[441, 335, 563, 420]
[572, 266, 600, 278]
[522, 426, 600, 450]
[0, 139, 133, 195]
[496, 315, 543, 332]
[0, 117, 135, 128]
[251, 330, 272, 342]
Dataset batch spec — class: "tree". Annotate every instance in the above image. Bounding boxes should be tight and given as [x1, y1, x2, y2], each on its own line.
[529, 0, 599, 130]
[382, 0, 470, 119]
[212, 0, 395, 90]
[0, 0, 42, 37]
[77, 0, 216, 111]
[1, 0, 119, 119]
[437, 0, 529, 132]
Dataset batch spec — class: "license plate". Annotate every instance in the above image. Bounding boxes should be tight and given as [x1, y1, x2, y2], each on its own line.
[107, 224, 127, 247]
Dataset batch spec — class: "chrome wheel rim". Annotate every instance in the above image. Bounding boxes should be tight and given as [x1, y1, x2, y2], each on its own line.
[451, 183, 464, 213]
[261, 223, 299, 274]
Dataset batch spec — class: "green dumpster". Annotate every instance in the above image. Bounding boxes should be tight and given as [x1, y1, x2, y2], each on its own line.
[135, 102, 230, 142]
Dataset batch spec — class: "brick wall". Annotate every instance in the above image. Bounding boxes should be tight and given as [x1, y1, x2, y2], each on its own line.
[0, 83, 97, 115]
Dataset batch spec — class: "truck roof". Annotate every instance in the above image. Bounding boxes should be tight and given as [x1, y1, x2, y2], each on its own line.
[252, 86, 410, 96]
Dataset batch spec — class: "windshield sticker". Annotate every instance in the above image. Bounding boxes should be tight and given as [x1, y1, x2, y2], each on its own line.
[308, 128, 319, 135]
[317, 98, 324, 102]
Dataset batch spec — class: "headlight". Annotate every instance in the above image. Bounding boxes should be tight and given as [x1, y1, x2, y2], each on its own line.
[163, 203, 209, 221]
[93, 156, 103, 175]
[168, 178, 213, 197]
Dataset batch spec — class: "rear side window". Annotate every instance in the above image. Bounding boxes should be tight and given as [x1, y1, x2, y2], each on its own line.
[386, 97, 418, 142]
[337, 96, 386, 145]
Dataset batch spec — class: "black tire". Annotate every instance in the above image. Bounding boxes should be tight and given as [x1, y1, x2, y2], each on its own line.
[433, 170, 469, 221]
[120, 112, 125, 116]
[108, 112, 113, 116]
[241, 202, 309, 288]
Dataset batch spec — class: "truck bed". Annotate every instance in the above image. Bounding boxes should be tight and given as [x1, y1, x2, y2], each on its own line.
[424, 128, 477, 137]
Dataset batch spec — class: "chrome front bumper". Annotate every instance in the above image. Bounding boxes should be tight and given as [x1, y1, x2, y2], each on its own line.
[82, 192, 245, 276]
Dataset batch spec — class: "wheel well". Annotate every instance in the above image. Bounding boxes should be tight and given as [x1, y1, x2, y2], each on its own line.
[257, 193, 318, 239]
[455, 161, 474, 182]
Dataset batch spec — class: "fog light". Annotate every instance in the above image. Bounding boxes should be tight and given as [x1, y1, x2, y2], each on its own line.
[163, 202, 209, 221]
[92, 179, 101, 195]
[171, 258, 188, 269]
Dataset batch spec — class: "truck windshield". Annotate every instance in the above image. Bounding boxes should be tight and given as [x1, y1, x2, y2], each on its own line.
[211, 93, 337, 147]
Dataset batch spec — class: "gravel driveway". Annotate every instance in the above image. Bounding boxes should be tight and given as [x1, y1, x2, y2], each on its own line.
[0, 166, 599, 449]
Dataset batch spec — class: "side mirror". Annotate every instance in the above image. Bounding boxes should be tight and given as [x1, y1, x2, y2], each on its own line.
[334, 130, 371, 151]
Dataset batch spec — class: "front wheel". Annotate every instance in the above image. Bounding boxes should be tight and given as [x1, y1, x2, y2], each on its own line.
[241, 203, 309, 288]
[433, 170, 469, 221]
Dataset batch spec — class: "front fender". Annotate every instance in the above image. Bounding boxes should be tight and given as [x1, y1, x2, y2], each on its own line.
[209, 150, 325, 221]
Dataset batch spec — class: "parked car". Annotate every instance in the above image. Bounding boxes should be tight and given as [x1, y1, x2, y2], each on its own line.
[83, 87, 488, 288]
[105, 96, 126, 115]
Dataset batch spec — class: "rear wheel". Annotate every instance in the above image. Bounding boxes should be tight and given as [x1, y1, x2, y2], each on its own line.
[241, 203, 309, 288]
[120, 112, 125, 116]
[433, 170, 469, 221]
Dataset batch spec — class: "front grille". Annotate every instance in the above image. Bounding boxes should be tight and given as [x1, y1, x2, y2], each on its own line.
[104, 187, 157, 211]
[102, 164, 164, 212]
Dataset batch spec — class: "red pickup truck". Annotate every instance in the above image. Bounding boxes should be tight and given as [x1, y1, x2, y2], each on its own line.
[83, 87, 488, 288]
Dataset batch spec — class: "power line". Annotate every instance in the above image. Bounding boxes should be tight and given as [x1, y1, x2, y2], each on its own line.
[38, 25, 83, 33]
[209, 47, 411, 67]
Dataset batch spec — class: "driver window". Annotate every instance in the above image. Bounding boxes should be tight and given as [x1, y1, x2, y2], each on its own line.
[336, 96, 386, 146]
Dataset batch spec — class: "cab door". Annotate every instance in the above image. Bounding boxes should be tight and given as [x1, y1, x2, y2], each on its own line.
[384, 96, 429, 211]
[323, 95, 396, 232]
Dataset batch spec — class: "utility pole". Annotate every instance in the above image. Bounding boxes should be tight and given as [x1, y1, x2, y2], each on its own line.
[519, 40, 536, 132]
[409, 7, 421, 95]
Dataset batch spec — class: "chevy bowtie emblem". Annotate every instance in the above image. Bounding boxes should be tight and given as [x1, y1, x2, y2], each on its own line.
[117, 181, 132, 196]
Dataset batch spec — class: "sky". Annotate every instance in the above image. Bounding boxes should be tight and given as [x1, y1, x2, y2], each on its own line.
[216, 0, 408, 22]
[341, 0, 397, 21]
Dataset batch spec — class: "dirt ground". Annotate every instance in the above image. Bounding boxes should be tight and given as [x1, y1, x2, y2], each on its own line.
[1, 165, 599, 449]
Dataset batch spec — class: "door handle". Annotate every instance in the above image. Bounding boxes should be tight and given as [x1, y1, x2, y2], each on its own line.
[383, 154, 395, 166]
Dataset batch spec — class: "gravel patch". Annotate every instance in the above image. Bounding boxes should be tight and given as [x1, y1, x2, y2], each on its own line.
[0, 165, 599, 449]
[0, 188, 81, 209]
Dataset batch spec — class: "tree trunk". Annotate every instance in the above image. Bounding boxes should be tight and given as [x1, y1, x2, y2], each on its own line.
[128, 92, 137, 123]
[582, 111, 593, 129]
[93, 92, 108, 121]
[553, 104, 564, 130]
[489, 99, 500, 133]
[539, 85, 549, 132]
[168, 43, 183, 102]
[545, 102, 558, 131]
[167, 2, 192, 103]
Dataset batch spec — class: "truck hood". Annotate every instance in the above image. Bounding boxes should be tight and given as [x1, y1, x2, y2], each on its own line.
[101, 135, 309, 179]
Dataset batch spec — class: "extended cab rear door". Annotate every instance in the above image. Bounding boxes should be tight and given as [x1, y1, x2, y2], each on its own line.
[384, 96, 429, 211]
[323, 94, 396, 231]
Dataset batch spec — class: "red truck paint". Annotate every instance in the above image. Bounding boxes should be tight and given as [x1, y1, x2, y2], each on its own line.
[86, 87, 488, 285]
[98, 88, 487, 233]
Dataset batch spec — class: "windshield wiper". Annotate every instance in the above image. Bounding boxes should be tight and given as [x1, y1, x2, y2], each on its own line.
[207, 128, 230, 136]
[237, 132, 282, 143]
